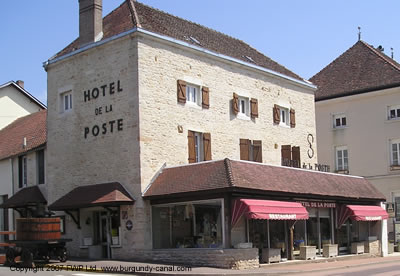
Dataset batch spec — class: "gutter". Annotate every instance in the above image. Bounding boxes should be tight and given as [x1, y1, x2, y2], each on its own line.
[44, 28, 316, 90]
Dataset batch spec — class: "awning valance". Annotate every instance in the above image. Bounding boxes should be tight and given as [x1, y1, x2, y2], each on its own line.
[48, 182, 134, 211]
[0, 186, 46, 209]
[232, 199, 309, 227]
[337, 204, 388, 227]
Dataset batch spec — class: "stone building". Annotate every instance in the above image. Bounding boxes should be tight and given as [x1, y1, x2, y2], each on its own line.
[44, 1, 388, 268]
[312, 40, 400, 244]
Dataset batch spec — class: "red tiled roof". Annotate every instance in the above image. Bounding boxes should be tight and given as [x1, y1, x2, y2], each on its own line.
[144, 159, 385, 201]
[54, 1, 303, 81]
[0, 110, 47, 161]
[311, 40, 400, 101]
[0, 186, 46, 209]
[48, 182, 134, 210]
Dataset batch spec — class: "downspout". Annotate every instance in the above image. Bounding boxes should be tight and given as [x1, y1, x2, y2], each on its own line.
[10, 159, 15, 236]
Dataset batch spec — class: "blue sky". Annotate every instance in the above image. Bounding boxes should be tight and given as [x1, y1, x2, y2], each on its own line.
[1, 0, 399, 105]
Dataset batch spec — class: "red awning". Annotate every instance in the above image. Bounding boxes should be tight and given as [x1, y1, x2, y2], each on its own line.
[346, 205, 388, 221]
[231, 199, 309, 227]
[337, 204, 388, 227]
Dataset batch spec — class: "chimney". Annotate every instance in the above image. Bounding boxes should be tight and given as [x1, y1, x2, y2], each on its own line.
[16, 80, 24, 89]
[79, 0, 103, 47]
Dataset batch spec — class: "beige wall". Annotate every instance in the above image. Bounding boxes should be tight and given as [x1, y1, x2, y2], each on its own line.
[46, 32, 316, 256]
[316, 87, 400, 177]
[0, 85, 42, 130]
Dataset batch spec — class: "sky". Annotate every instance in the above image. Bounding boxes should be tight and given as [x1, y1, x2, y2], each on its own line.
[1, 0, 399, 106]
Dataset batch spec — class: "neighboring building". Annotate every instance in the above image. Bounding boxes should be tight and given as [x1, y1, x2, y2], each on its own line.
[312, 40, 400, 242]
[0, 110, 47, 239]
[43, 1, 388, 267]
[0, 80, 46, 130]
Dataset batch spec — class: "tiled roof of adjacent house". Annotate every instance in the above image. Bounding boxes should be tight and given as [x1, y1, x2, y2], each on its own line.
[311, 40, 400, 101]
[53, 1, 303, 81]
[144, 159, 385, 201]
[0, 110, 46, 161]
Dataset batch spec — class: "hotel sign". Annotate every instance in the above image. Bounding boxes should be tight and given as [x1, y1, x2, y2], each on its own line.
[298, 201, 336, 208]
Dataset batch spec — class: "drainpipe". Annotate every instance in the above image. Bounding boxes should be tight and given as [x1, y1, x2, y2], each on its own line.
[10, 159, 15, 237]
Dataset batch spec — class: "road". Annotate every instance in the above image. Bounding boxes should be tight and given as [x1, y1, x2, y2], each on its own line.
[289, 261, 400, 276]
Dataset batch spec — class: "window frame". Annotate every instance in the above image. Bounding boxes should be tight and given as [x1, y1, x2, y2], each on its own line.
[237, 96, 250, 119]
[280, 106, 290, 127]
[194, 132, 204, 163]
[333, 113, 347, 128]
[36, 149, 45, 185]
[335, 146, 349, 173]
[60, 91, 73, 113]
[186, 83, 201, 107]
[18, 155, 27, 188]
[390, 139, 400, 168]
[388, 105, 400, 120]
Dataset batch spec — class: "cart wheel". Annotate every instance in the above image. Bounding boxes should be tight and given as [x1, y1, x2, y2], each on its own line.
[5, 248, 16, 266]
[57, 247, 67, 262]
[21, 249, 34, 268]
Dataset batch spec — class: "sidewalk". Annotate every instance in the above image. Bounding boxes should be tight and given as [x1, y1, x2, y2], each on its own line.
[45, 253, 400, 276]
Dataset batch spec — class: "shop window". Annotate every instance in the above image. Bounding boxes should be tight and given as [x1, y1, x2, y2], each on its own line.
[188, 131, 211, 163]
[333, 114, 347, 128]
[18, 155, 27, 188]
[335, 146, 349, 173]
[388, 105, 400, 120]
[281, 145, 301, 168]
[152, 200, 223, 249]
[390, 139, 400, 169]
[111, 213, 121, 245]
[36, 149, 45, 184]
[239, 139, 262, 163]
[395, 197, 400, 222]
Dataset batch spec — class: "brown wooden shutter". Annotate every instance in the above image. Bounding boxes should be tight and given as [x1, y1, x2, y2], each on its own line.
[281, 145, 292, 166]
[252, 140, 262, 163]
[177, 80, 186, 103]
[250, 98, 258, 118]
[203, 133, 212, 161]
[239, 139, 250, 161]
[291, 146, 301, 168]
[202, 87, 209, 109]
[232, 93, 239, 114]
[290, 108, 296, 128]
[273, 104, 280, 124]
[188, 130, 196, 163]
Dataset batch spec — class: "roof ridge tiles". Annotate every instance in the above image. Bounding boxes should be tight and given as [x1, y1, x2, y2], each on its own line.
[127, 0, 141, 28]
[224, 158, 235, 187]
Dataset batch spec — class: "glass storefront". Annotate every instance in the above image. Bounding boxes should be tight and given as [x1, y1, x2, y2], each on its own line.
[152, 199, 223, 249]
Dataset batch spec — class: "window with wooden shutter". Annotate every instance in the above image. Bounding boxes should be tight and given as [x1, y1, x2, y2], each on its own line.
[202, 87, 209, 109]
[232, 93, 239, 114]
[291, 146, 300, 168]
[240, 139, 250, 161]
[177, 80, 187, 103]
[250, 98, 258, 118]
[281, 145, 292, 166]
[273, 104, 280, 124]
[203, 133, 212, 161]
[188, 130, 196, 163]
[290, 109, 296, 128]
[252, 140, 262, 163]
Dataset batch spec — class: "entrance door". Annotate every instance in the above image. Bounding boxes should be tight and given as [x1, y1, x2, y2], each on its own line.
[99, 212, 111, 259]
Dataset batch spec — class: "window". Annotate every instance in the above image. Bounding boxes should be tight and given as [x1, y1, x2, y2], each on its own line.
[18, 155, 27, 188]
[188, 131, 211, 163]
[186, 84, 201, 106]
[395, 197, 400, 221]
[232, 93, 258, 119]
[390, 139, 400, 167]
[335, 146, 349, 172]
[273, 105, 295, 128]
[61, 91, 73, 112]
[333, 114, 347, 128]
[281, 145, 301, 168]
[36, 150, 45, 184]
[240, 139, 262, 163]
[389, 105, 400, 120]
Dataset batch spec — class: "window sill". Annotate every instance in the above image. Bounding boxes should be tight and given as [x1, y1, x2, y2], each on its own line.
[279, 123, 290, 128]
[385, 118, 400, 124]
[335, 170, 349, 174]
[186, 102, 202, 110]
[79, 245, 89, 249]
[110, 244, 122, 248]
[332, 126, 348, 130]
[236, 113, 250, 121]
[390, 165, 400, 171]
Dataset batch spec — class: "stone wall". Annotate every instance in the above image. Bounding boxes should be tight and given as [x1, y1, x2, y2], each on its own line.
[113, 248, 259, 269]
